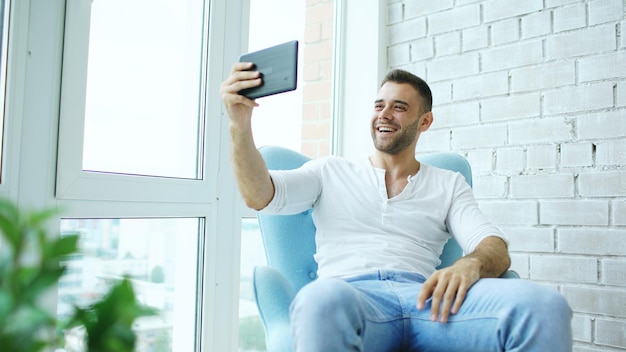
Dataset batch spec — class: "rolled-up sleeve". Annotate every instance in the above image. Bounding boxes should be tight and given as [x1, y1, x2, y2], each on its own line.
[260, 158, 325, 215]
[446, 175, 508, 254]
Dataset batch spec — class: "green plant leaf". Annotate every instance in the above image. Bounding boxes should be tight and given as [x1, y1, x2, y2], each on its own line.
[47, 234, 79, 259]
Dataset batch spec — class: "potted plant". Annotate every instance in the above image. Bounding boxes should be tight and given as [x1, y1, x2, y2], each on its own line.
[0, 197, 154, 352]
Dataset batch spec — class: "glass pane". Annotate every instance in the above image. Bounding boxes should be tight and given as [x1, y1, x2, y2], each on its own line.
[57, 218, 201, 352]
[239, 218, 267, 352]
[82, 0, 205, 179]
[248, 0, 304, 153]
[0, 0, 9, 183]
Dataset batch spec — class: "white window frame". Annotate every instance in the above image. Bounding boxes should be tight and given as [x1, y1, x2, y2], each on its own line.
[4, 0, 251, 351]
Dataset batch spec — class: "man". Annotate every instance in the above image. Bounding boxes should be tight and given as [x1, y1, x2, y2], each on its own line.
[221, 64, 572, 351]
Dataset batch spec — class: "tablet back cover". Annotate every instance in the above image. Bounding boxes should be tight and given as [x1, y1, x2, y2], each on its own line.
[238, 40, 298, 99]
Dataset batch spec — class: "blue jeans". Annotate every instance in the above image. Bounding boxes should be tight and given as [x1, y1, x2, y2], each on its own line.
[290, 270, 572, 351]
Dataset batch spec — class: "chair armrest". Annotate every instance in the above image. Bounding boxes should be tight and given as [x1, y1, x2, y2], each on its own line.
[253, 265, 297, 352]
[500, 270, 520, 279]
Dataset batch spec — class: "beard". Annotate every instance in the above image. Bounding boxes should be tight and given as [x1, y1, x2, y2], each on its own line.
[371, 118, 420, 155]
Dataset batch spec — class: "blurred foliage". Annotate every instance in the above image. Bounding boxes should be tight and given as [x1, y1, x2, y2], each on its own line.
[0, 197, 153, 352]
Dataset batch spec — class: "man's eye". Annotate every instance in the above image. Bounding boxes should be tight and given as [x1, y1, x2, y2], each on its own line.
[395, 105, 406, 111]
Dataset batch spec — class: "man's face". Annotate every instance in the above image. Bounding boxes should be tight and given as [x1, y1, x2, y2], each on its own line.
[370, 82, 429, 155]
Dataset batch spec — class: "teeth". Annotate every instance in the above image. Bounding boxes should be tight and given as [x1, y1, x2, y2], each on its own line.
[378, 126, 394, 132]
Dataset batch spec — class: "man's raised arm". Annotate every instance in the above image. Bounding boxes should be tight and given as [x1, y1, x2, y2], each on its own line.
[220, 62, 275, 210]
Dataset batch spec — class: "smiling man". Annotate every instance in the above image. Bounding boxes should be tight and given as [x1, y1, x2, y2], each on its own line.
[221, 65, 573, 351]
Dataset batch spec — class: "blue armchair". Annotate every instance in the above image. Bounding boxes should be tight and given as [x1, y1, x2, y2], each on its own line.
[252, 145, 518, 352]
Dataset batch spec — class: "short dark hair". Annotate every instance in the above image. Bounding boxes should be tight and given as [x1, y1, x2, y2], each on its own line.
[381, 69, 433, 113]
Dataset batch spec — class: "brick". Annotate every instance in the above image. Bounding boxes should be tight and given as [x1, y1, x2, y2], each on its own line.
[558, 228, 626, 255]
[554, 3, 587, 33]
[409, 38, 434, 61]
[527, 145, 558, 170]
[432, 101, 480, 128]
[521, 10, 552, 39]
[466, 149, 494, 174]
[404, 0, 454, 19]
[305, 1, 333, 23]
[435, 31, 461, 56]
[509, 253, 529, 278]
[504, 227, 555, 252]
[416, 129, 451, 152]
[618, 81, 626, 107]
[304, 23, 322, 43]
[546, 25, 616, 60]
[388, 17, 427, 45]
[496, 147, 525, 175]
[614, 200, 626, 225]
[429, 81, 452, 105]
[589, 0, 625, 26]
[451, 123, 508, 149]
[530, 255, 598, 283]
[429, 5, 481, 35]
[398, 62, 427, 81]
[387, 2, 404, 24]
[596, 319, 626, 348]
[478, 200, 539, 225]
[473, 175, 508, 198]
[388, 43, 411, 67]
[303, 41, 332, 62]
[510, 61, 576, 93]
[512, 174, 575, 198]
[562, 286, 626, 317]
[492, 17, 521, 45]
[481, 40, 543, 72]
[302, 80, 332, 101]
[572, 315, 593, 343]
[301, 119, 331, 140]
[427, 53, 480, 81]
[622, 20, 626, 49]
[544, 83, 614, 115]
[560, 143, 593, 167]
[509, 117, 573, 145]
[542, 200, 609, 225]
[483, 0, 544, 22]
[481, 92, 541, 122]
[577, 111, 626, 140]
[579, 171, 626, 197]
[602, 258, 626, 286]
[579, 51, 626, 82]
[453, 71, 509, 100]
[462, 26, 489, 51]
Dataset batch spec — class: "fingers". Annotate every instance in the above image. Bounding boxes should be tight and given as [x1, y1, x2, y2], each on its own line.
[416, 270, 473, 324]
[220, 62, 263, 105]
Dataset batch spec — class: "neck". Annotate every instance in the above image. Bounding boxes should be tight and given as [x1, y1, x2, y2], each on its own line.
[369, 149, 420, 179]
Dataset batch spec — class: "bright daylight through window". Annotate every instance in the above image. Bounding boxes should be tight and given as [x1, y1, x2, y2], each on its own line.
[0, 0, 10, 183]
[81, 0, 205, 179]
[57, 218, 200, 351]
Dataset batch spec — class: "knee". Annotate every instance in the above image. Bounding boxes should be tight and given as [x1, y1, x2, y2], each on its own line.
[290, 278, 358, 319]
[506, 280, 572, 322]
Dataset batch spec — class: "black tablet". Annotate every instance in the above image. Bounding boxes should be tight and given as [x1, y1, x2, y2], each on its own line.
[238, 40, 298, 99]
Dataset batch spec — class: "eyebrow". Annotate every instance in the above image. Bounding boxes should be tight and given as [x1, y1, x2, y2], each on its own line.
[374, 99, 410, 107]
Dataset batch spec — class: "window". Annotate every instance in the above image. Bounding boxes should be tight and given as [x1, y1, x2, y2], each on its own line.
[58, 218, 200, 351]
[0, 0, 10, 184]
[238, 0, 337, 350]
[80, 0, 204, 179]
[50, 0, 245, 350]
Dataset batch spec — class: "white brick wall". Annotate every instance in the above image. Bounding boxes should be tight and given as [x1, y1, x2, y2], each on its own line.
[388, 0, 626, 349]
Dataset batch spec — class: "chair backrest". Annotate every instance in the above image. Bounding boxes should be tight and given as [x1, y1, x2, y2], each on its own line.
[257, 146, 472, 292]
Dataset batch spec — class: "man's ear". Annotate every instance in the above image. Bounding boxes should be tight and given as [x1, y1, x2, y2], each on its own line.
[419, 111, 434, 131]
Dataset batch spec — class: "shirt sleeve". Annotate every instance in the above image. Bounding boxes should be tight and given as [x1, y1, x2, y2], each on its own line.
[260, 157, 326, 215]
[446, 174, 508, 254]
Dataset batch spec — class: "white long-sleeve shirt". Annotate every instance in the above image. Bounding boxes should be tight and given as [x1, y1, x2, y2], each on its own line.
[261, 156, 507, 279]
